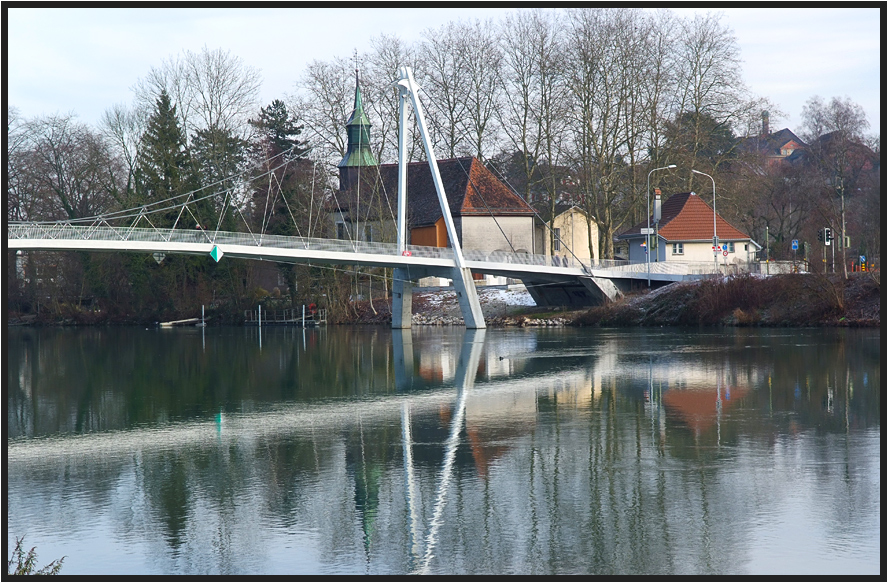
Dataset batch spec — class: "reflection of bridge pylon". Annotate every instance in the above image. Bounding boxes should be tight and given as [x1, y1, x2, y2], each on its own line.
[398, 328, 486, 573]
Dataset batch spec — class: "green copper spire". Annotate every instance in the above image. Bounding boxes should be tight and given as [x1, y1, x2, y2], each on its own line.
[338, 70, 377, 169]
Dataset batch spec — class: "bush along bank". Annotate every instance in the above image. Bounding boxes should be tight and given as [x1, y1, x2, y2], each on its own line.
[573, 273, 880, 328]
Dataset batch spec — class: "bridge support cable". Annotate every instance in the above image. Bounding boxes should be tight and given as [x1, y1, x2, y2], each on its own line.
[453, 156, 518, 255]
[487, 161, 593, 272]
[417, 96, 519, 257]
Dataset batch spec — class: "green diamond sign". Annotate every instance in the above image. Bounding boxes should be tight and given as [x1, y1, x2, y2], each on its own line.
[210, 245, 224, 262]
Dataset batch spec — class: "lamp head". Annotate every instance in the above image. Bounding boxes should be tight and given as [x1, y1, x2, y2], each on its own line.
[667, 164, 676, 169]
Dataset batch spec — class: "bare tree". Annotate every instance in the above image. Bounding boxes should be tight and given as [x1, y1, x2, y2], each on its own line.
[497, 9, 568, 198]
[496, 9, 574, 256]
[801, 95, 872, 278]
[100, 102, 146, 197]
[458, 19, 504, 161]
[416, 21, 472, 158]
[22, 113, 123, 221]
[291, 56, 354, 176]
[7, 107, 37, 222]
[363, 34, 423, 165]
[132, 46, 262, 142]
[565, 8, 653, 260]
[668, 11, 752, 186]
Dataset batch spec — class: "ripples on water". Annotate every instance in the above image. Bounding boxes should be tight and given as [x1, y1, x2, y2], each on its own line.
[6, 326, 880, 575]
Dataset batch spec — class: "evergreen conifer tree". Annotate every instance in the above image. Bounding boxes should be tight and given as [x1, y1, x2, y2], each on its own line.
[135, 90, 192, 226]
[250, 99, 309, 160]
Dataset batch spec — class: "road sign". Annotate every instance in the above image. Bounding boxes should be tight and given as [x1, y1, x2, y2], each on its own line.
[712, 245, 718, 253]
[723, 250, 729, 257]
[791, 239, 799, 250]
[640, 227, 654, 235]
[722, 244, 728, 251]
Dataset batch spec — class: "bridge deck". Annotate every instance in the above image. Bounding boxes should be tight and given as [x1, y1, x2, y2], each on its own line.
[8, 224, 717, 283]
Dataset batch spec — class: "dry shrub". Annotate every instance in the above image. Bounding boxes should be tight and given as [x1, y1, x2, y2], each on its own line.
[575, 303, 642, 326]
[692, 275, 763, 324]
[732, 307, 760, 325]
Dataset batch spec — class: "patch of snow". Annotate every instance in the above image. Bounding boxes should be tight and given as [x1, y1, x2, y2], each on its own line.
[479, 287, 536, 306]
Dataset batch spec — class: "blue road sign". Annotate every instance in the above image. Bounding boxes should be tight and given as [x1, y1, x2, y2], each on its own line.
[792, 239, 798, 250]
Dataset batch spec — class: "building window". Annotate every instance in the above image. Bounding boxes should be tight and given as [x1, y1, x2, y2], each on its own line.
[728, 242, 735, 253]
[364, 225, 372, 243]
[553, 228, 561, 251]
[336, 223, 345, 240]
[672, 242, 684, 255]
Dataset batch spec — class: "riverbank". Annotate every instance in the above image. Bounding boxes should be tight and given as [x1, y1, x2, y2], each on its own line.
[348, 272, 880, 328]
[7, 273, 879, 328]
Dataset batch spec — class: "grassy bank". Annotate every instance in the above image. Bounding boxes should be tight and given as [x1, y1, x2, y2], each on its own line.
[573, 272, 880, 328]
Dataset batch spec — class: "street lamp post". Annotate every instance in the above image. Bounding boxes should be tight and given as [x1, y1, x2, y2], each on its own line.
[647, 164, 676, 286]
[692, 169, 717, 275]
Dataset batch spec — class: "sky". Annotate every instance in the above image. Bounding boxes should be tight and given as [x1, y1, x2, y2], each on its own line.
[7, 7, 882, 135]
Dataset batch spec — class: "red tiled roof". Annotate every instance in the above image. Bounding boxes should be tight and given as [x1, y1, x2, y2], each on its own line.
[619, 192, 751, 242]
[740, 128, 806, 157]
[334, 157, 534, 228]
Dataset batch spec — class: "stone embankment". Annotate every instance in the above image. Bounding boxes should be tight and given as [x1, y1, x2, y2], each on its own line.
[411, 314, 570, 327]
[404, 273, 880, 328]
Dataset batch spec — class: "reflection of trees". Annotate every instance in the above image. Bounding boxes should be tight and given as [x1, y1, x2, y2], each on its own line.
[6, 327, 880, 574]
[146, 452, 191, 550]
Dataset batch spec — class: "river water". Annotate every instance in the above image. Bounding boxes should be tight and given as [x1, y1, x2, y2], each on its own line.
[6, 325, 881, 576]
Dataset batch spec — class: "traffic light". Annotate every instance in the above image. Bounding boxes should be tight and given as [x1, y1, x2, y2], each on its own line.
[824, 227, 832, 246]
[818, 230, 823, 242]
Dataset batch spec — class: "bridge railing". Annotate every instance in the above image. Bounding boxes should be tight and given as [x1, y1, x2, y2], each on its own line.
[8, 223, 755, 276]
[7, 223, 591, 270]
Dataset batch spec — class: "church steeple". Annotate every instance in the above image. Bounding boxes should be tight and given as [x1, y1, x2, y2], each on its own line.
[338, 66, 377, 190]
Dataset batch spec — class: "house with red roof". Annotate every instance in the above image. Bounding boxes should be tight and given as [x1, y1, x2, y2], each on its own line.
[739, 111, 807, 167]
[333, 157, 537, 254]
[617, 192, 761, 267]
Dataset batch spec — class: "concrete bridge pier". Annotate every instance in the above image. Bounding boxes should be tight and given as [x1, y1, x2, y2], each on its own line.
[451, 267, 486, 329]
[391, 266, 486, 329]
[392, 267, 414, 329]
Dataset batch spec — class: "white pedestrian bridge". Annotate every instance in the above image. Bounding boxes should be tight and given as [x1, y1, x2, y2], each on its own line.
[7, 222, 718, 326]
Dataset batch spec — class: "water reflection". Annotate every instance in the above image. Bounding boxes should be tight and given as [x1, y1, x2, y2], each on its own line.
[6, 327, 881, 575]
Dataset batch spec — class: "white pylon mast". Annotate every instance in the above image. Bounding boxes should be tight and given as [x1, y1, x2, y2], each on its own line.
[395, 67, 467, 268]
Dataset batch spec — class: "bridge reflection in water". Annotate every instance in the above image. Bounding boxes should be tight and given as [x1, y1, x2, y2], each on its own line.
[6, 327, 879, 575]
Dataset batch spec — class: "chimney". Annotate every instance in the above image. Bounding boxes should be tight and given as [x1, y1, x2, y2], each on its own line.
[761, 111, 770, 136]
